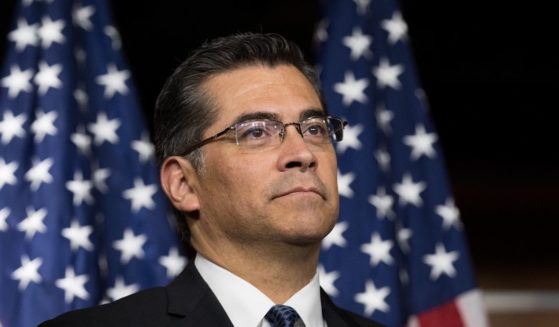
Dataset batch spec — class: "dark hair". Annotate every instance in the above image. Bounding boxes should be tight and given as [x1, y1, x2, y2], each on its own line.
[153, 32, 323, 244]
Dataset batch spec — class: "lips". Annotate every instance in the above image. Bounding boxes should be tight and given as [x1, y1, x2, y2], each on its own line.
[273, 186, 325, 199]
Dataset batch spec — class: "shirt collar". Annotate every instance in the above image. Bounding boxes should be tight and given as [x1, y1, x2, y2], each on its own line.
[195, 254, 324, 327]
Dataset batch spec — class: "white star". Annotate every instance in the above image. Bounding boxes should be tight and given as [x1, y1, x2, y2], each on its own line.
[113, 228, 147, 264]
[72, 5, 95, 30]
[337, 170, 355, 199]
[322, 221, 348, 250]
[423, 243, 460, 280]
[343, 28, 372, 60]
[31, 109, 58, 142]
[361, 233, 394, 266]
[107, 277, 139, 301]
[71, 126, 92, 155]
[314, 19, 329, 43]
[104, 25, 122, 50]
[92, 165, 111, 193]
[0, 207, 9, 231]
[159, 247, 187, 278]
[397, 226, 412, 253]
[34, 61, 62, 95]
[95, 64, 130, 98]
[65, 171, 94, 206]
[1, 65, 34, 97]
[17, 207, 47, 240]
[74, 86, 88, 110]
[368, 187, 394, 219]
[132, 133, 155, 163]
[0, 158, 18, 190]
[0, 110, 27, 144]
[318, 265, 340, 297]
[8, 19, 38, 51]
[37, 16, 65, 48]
[393, 174, 426, 207]
[376, 104, 394, 134]
[374, 148, 391, 172]
[88, 112, 121, 145]
[11, 255, 43, 290]
[381, 11, 408, 44]
[62, 220, 94, 251]
[435, 198, 462, 230]
[122, 178, 158, 212]
[25, 157, 54, 191]
[336, 123, 362, 153]
[354, 280, 390, 316]
[353, 0, 371, 15]
[74, 48, 87, 66]
[333, 71, 369, 106]
[403, 124, 438, 160]
[373, 58, 404, 89]
[55, 267, 89, 304]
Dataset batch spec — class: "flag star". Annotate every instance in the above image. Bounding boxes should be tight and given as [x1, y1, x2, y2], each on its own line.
[31, 110, 58, 142]
[336, 123, 362, 153]
[132, 133, 155, 162]
[353, 0, 371, 15]
[376, 104, 394, 134]
[361, 233, 394, 266]
[37, 16, 65, 48]
[397, 226, 412, 253]
[34, 61, 62, 95]
[393, 174, 426, 207]
[373, 58, 404, 89]
[72, 5, 95, 30]
[74, 47, 87, 65]
[333, 71, 369, 106]
[55, 267, 89, 304]
[95, 64, 130, 98]
[74, 86, 88, 110]
[0, 110, 27, 144]
[343, 28, 372, 60]
[104, 25, 122, 50]
[314, 18, 329, 43]
[354, 280, 390, 316]
[435, 198, 462, 230]
[318, 265, 340, 297]
[65, 171, 94, 206]
[322, 221, 348, 250]
[62, 220, 94, 251]
[113, 228, 147, 264]
[122, 178, 158, 212]
[1, 65, 34, 97]
[88, 112, 121, 145]
[423, 243, 460, 280]
[381, 11, 408, 44]
[0, 207, 10, 231]
[8, 19, 38, 51]
[11, 256, 43, 290]
[400, 268, 409, 285]
[71, 126, 92, 155]
[25, 157, 54, 191]
[337, 170, 355, 198]
[368, 187, 394, 219]
[159, 247, 187, 279]
[403, 124, 438, 160]
[107, 277, 139, 301]
[17, 207, 47, 240]
[92, 165, 111, 193]
[374, 148, 391, 172]
[0, 158, 19, 190]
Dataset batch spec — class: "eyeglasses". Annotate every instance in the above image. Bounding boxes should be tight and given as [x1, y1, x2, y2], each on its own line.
[181, 116, 348, 155]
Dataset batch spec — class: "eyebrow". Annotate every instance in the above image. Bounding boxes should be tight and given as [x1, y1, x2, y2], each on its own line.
[232, 108, 326, 125]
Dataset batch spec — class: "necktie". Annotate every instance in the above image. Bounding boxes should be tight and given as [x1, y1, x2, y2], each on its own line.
[265, 304, 301, 327]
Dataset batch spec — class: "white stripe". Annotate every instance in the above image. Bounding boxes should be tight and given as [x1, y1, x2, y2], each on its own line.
[457, 289, 489, 327]
[484, 290, 559, 312]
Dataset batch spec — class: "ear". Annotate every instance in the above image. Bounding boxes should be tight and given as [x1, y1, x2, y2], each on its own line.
[160, 156, 200, 213]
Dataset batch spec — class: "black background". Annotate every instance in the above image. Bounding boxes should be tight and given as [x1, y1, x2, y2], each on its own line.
[1, 1, 557, 271]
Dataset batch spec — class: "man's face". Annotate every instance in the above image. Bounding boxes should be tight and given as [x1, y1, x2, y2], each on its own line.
[191, 64, 338, 248]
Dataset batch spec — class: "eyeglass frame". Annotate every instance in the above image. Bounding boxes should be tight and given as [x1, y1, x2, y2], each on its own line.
[180, 115, 348, 156]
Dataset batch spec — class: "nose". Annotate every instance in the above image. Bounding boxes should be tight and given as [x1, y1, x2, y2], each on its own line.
[277, 124, 317, 172]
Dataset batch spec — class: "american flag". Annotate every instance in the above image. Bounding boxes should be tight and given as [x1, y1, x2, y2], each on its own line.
[316, 1, 488, 326]
[0, 0, 184, 326]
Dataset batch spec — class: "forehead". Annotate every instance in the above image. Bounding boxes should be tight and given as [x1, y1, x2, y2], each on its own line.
[201, 64, 323, 131]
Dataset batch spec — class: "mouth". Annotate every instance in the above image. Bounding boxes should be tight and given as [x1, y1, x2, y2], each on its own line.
[273, 186, 325, 199]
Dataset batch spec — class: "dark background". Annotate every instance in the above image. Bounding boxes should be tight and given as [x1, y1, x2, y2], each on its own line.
[1, 1, 557, 272]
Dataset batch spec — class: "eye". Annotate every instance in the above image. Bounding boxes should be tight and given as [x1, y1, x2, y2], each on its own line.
[302, 119, 328, 138]
[236, 120, 277, 145]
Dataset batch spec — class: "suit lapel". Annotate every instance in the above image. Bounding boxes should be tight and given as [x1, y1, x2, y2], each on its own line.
[321, 289, 355, 327]
[165, 263, 234, 327]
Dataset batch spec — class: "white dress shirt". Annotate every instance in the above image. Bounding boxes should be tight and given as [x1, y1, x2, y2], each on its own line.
[195, 254, 327, 327]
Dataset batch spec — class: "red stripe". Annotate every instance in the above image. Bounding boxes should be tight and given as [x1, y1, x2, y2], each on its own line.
[417, 300, 465, 327]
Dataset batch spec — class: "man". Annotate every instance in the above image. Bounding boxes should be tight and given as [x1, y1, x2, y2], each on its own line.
[41, 33, 383, 327]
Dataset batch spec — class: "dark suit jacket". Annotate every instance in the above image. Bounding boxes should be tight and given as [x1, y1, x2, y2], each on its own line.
[40, 263, 383, 327]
